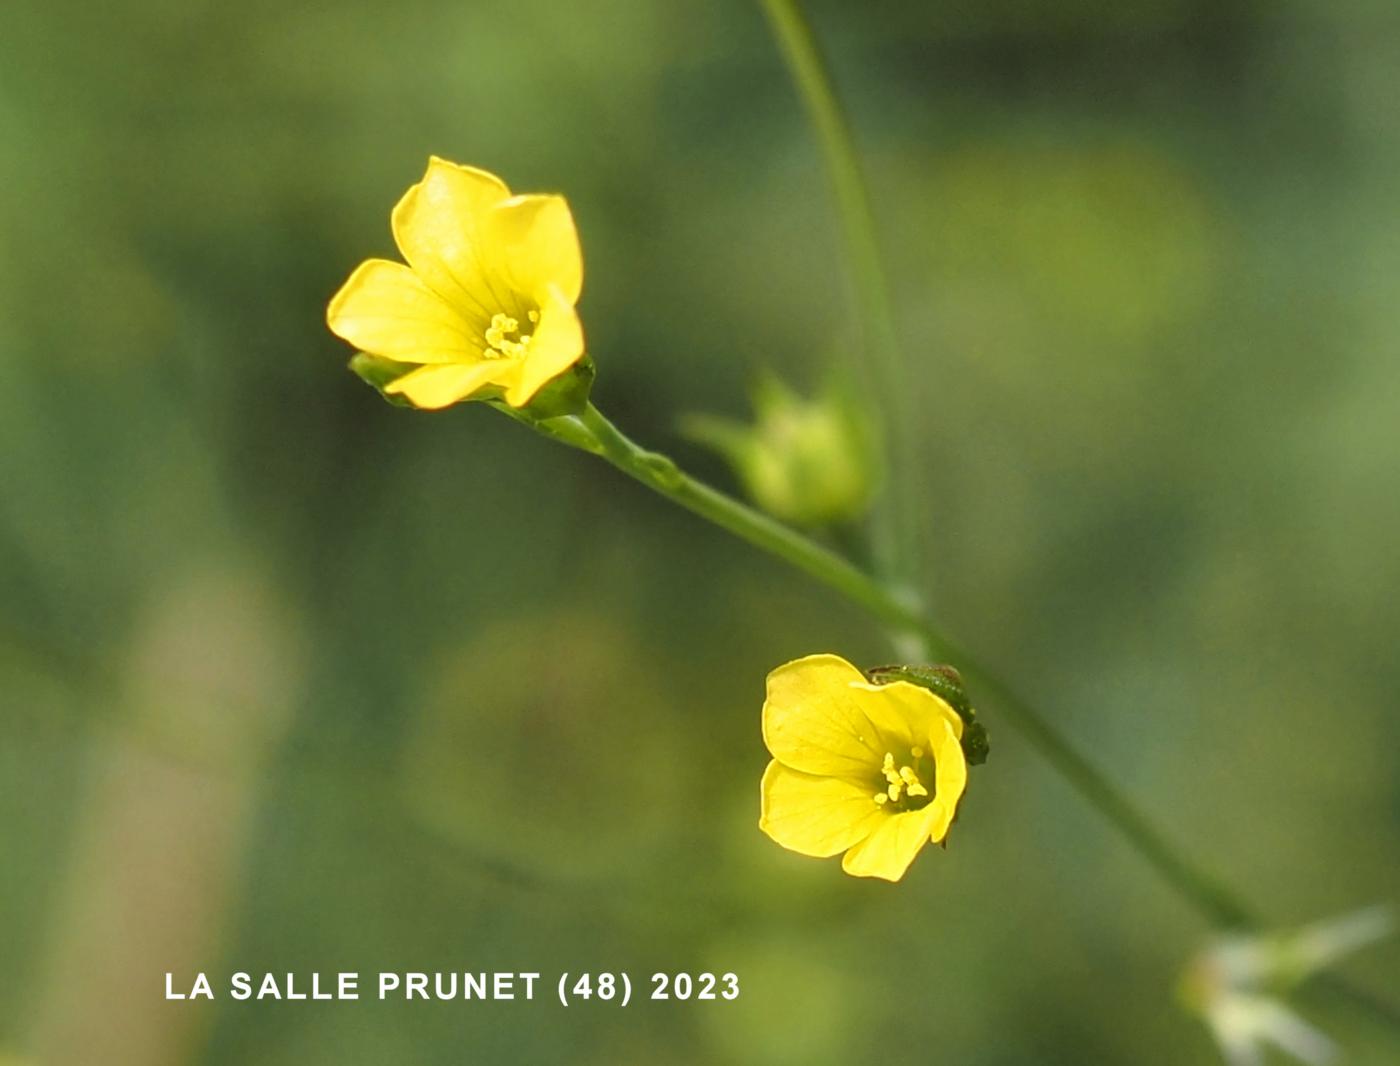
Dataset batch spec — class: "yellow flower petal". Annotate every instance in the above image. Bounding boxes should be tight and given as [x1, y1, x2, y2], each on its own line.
[385, 361, 510, 410]
[391, 157, 512, 322]
[326, 259, 476, 363]
[485, 193, 584, 305]
[926, 717, 969, 843]
[762, 654, 916, 778]
[839, 803, 941, 881]
[759, 761, 886, 858]
[501, 284, 585, 407]
[851, 677, 965, 742]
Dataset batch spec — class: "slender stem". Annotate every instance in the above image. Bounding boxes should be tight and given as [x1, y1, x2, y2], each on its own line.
[579, 405, 914, 633]
[578, 403, 1252, 927]
[955, 656, 1256, 928]
[757, 0, 918, 587]
[1313, 974, 1400, 1035]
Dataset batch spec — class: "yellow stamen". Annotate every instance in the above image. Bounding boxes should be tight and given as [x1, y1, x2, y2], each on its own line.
[483, 312, 534, 360]
[875, 749, 932, 807]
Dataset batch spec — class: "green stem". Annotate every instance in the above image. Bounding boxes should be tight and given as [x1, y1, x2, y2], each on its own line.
[579, 405, 915, 635]
[756, 0, 918, 587]
[958, 658, 1255, 929]
[578, 403, 1252, 928]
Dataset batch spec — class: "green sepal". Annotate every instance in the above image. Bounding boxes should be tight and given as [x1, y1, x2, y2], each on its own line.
[348, 352, 417, 408]
[516, 355, 596, 420]
[866, 663, 990, 766]
[958, 721, 990, 766]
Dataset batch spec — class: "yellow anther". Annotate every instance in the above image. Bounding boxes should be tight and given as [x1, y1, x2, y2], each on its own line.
[528, 309, 540, 323]
[878, 749, 932, 806]
[873, 793, 888, 806]
[483, 311, 533, 360]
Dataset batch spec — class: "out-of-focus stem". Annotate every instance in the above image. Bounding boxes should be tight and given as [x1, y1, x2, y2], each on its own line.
[756, 0, 919, 590]
[28, 566, 298, 1066]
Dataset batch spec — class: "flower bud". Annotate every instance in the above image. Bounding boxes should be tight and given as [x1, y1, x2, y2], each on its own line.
[681, 372, 879, 527]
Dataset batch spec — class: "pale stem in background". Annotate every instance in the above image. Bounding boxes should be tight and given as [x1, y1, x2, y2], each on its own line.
[28, 565, 299, 1066]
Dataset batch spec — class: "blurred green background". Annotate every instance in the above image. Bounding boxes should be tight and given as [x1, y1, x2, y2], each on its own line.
[2, 1, 1398, 1063]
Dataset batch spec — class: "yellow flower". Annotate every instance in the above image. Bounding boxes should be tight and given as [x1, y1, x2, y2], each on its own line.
[327, 157, 585, 410]
[759, 654, 968, 881]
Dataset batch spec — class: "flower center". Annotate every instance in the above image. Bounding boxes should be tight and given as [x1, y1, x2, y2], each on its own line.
[482, 310, 539, 360]
[873, 749, 933, 810]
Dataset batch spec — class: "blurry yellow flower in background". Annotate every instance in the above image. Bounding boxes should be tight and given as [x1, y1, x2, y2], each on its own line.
[759, 654, 968, 881]
[327, 157, 585, 409]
